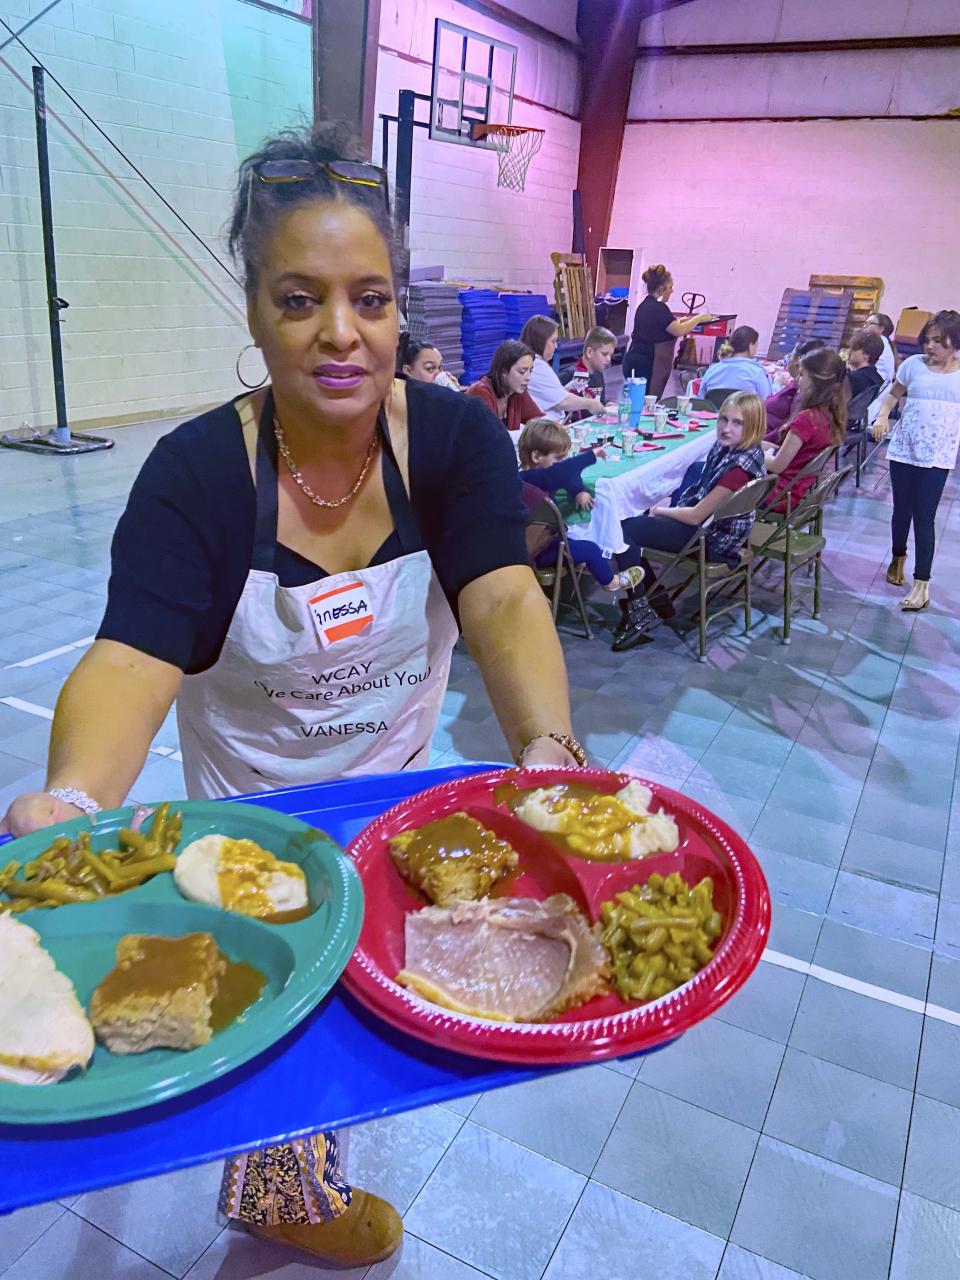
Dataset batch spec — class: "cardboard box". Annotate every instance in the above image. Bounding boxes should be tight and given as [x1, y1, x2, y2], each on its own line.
[896, 308, 933, 342]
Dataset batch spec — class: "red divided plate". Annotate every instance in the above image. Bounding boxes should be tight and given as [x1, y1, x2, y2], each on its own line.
[343, 768, 770, 1064]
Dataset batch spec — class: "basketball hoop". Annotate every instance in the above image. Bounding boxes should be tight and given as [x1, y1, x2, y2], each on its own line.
[472, 123, 544, 192]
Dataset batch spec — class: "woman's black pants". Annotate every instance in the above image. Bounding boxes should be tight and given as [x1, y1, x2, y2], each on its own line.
[889, 460, 949, 580]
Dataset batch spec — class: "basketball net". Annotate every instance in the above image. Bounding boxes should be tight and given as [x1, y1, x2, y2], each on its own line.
[473, 123, 544, 192]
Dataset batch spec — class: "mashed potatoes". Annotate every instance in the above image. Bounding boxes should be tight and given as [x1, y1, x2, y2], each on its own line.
[174, 835, 308, 918]
[513, 781, 679, 861]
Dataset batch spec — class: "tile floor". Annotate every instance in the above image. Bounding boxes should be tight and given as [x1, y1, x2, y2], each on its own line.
[2, 418, 960, 1279]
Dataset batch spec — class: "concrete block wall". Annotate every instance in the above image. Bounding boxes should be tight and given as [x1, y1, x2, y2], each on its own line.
[608, 119, 960, 353]
[375, 0, 582, 295]
[0, 0, 311, 434]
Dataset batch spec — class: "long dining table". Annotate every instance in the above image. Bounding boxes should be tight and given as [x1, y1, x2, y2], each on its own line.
[563, 416, 718, 557]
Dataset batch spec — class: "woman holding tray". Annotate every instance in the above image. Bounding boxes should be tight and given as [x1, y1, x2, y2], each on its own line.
[2, 121, 584, 1270]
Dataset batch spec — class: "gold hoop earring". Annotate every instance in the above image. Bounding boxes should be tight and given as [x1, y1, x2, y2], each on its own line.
[236, 343, 268, 389]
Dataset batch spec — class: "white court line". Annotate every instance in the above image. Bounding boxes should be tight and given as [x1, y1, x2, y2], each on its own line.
[0, 695, 175, 763]
[763, 947, 960, 1024]
[1, 696, 54, 720]
[5, 635, 96, 669]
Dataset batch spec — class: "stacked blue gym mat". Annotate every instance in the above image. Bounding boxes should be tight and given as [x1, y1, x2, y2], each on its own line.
[501, 292, 551, 340]
[406, 281, 465, 381]
[459, 289, 507, 385]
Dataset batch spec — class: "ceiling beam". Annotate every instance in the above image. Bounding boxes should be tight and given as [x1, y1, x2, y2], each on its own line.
[638, 33, 960, 57]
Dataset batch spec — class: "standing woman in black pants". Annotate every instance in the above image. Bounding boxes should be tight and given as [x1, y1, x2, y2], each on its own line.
[872, 310, 960, 611]
[623, 265, 715, 397]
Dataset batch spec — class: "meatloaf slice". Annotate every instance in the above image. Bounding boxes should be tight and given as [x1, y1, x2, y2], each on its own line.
[90, 933, 226, 1054]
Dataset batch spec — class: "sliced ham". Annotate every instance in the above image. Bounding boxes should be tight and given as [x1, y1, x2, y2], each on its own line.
[396, 895, 609, 1022]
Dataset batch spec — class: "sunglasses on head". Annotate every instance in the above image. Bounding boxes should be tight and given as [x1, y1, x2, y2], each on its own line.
[245, 158, 391, 223]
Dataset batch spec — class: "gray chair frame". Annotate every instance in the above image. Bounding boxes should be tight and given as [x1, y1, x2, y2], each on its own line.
[750, 466, 852, 641]
[525, 496, 593, 640]
[640, 476, 776, 660]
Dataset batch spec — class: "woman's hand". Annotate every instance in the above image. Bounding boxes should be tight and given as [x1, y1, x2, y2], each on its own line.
[520, 737, 583, 768]
[649, 504, 668, 518]
[872, 415, 891, 442]
[1, 792, 83, 837]
[575, 491, 595, 511]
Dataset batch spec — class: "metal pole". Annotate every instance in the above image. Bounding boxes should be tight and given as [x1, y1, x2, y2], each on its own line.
[395, 89, 416, 300]
[32, 65, 70, 445]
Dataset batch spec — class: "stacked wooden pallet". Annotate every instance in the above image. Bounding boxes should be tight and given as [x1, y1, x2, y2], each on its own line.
[766, 287, 855, 359]
[808, 274, 884, 348]
[551, 252, 595, 339]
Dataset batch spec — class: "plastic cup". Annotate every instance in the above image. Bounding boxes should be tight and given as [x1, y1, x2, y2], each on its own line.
[678, 395, 692, 418]
[654, 406, 670, 433]
[644, 395, 657, 415]
[621, 429, 638, 457]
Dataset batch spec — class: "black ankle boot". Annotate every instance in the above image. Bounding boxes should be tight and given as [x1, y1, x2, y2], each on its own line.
[648, 586, 675, 620]
[612, 593, 658, 651]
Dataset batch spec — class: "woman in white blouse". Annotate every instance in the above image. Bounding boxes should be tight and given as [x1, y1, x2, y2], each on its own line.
[520, 315, 615, 421]
[872, 309, 960, 611]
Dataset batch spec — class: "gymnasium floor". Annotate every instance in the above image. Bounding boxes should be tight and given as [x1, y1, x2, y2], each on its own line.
[1, 416, 959, 1280]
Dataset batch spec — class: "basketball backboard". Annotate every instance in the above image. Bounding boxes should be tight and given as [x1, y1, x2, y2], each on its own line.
[429, 19, 517, 147]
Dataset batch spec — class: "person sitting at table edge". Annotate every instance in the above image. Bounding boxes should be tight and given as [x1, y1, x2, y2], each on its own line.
[519, 416, 601, 511]
[520, 314, 616, 422]
[699, 325, 774, 400]
[611, 391, 768, 651]
[563, 325, 617, 415]
[764, 348, 847, 511]
[519, 419, 644, 593]
[764, 337, 829, 439]
[864, 311, 897, 382]
[845, 329, 885, 400]
[622, 264, 714, 396]
[466, 339, 541, 431]
[0, 119, 585, 1270]
[397, 331, 461, 390]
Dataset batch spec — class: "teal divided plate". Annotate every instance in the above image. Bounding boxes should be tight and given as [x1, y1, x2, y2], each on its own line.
[0, 801, 363, 1124]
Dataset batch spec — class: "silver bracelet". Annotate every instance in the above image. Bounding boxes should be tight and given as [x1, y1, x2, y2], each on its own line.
[49, 786, 102, 817]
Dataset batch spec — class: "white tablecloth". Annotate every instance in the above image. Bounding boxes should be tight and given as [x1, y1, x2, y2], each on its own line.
[567, 429, 717, 556]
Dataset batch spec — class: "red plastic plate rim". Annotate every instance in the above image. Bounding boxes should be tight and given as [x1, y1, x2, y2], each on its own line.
[342, 768, 771, 1064]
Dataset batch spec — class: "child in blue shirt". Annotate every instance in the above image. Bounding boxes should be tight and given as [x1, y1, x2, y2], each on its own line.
[518, 419, 642, 592]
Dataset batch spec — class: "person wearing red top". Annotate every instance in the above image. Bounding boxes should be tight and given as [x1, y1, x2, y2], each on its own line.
[764, 348, 847, 509]
[466, 340, 540, 432]
[764, 338, 828, 440]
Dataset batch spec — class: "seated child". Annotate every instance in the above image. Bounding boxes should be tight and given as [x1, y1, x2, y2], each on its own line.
[564, 325, 617, 419]
[845, 329, 884, 401]
[613, 391, 768, 651]
[518, 420, 642, 593]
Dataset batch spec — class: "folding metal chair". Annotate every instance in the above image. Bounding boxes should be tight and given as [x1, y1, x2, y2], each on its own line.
[764, 445, 839, 523]
[750, 467, 852, 642]
[640, 477, 776, 660]
[525, 496, 593, 639]
[839, 384, 883, 487]
[703, 387, 740, 411]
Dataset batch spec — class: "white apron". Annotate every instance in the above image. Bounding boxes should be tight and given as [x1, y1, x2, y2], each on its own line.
[176, 393, 459, 800]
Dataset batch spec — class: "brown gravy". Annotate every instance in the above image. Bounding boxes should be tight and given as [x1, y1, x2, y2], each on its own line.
[95, 934, 266, 1035]
[210, 959, 267, 1030]
[394, 814, 512, 872]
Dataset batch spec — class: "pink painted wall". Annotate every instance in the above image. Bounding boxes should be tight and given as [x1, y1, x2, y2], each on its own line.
[609, 118, 960, 352]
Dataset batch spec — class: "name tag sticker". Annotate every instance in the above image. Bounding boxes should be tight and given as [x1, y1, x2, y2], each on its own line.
[309, 580, 374, 650]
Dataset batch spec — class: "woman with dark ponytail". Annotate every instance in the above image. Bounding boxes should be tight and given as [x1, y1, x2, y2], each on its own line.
[397, 332, 461, 388]
[623, 264, 714, 395]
